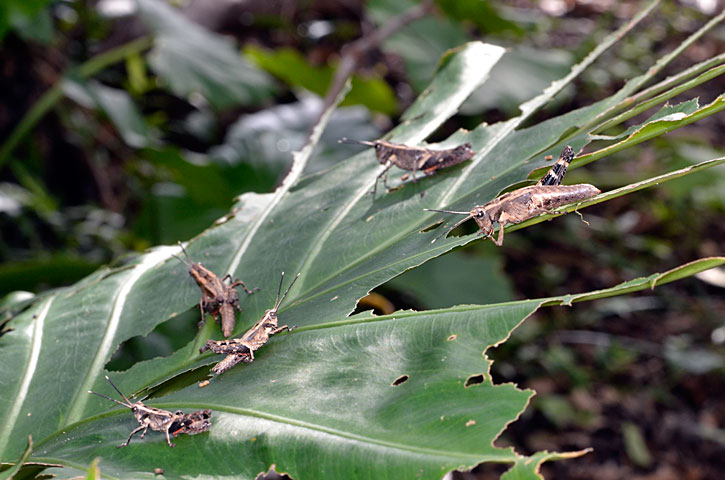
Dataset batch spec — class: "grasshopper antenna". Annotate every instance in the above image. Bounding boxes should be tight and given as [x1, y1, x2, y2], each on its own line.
[88, 376, 133, 408]
[338, 137, 376, 147]
[171, 241, 192, 266]
[88, 390, 130, 408]
[104, 375, 134, 405]
[275, 272, 301, 310]
[424, 208, 473, 243]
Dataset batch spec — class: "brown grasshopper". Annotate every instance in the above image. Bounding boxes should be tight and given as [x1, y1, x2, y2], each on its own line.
[339, 138, 474, 194]
[201, 272, 300, 375]
[426, 145, 600, 246]
[174, 242, 258, 337]
[88, 376, 212, 447]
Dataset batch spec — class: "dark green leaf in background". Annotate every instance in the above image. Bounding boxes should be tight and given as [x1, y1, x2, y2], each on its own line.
[0, 0, 53, 43]
[137, 0, 275, 110]
[245, 46, 399, 115]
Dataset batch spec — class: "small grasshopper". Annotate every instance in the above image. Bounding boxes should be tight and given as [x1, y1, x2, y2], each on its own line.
[426, 145, 600, 246]
[88, 376, 211, 447]
[339, 138, 474, 194]
[174, 242, 258, 337]
[201, 272, 300, 375]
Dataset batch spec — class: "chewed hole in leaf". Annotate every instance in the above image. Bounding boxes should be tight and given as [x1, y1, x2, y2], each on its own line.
[392, 375, 409, 386]
[464, 374, 484, 388]
[106, 309, 199, 371]
[419, 220, 443, 233]
[256, 464, 293, 480]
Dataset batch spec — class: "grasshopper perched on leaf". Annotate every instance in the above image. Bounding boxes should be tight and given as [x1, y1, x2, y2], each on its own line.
[174, 242, 258, 337]
[201, 272, 300, 375]
[426, 145, 600, 246]
[339, 137, 474, 194]
[88, 376, 211, 447]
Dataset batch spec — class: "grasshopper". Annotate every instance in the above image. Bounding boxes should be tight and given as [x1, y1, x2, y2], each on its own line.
[88, 376, 211, 447]
[426, 145, 600, 246]
[174, 242, 258, 337]
[339, 138, 474, 194]
[201, 272, 300, 375]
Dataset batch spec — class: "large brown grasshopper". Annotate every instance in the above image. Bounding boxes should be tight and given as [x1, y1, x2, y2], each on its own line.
[339, 137, 474, 194]
[201, 272, 300, 375]
[426, 145, 600, 246]
[88, 376, 211, 447]
[174, 242, 258, 337]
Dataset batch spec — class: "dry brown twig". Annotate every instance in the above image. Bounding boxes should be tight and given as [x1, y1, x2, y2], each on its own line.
[315, 0, 434, 124]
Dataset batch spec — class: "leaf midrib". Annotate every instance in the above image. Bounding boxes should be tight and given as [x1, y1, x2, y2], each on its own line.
[35, 405, 509, 465]
[64, 247, 178, 426]
[0, 296, 54, 455]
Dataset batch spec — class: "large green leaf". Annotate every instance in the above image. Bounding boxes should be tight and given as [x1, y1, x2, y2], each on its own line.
[2, 4, 725, 477]
[245, 46, 399, 115]
[137, 0, 275, 109]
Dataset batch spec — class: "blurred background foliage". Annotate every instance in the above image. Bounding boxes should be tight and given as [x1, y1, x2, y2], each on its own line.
[0, 0, 724, 478]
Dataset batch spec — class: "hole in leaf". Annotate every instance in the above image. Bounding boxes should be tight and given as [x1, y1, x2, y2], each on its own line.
[464, 374, 484, 387]
[255, 465, 293, 480]
[447, 334, 457, 341]
[392, 374, 409, 386]
[419, 220, 442, 233]
[106, 308, 199, 371]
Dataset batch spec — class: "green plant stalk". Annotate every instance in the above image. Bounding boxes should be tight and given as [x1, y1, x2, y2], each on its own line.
[591, 63, 725, 135]
[571, 9, 725, 141]
[616, 53, 725, 112]
[0, 36, 153, 172]
[576, 95, 725, 168]
[9, 162, 57, 212]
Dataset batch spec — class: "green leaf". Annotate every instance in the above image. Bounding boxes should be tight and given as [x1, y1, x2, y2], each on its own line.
[386, 251, 514, 309]
[562, 94, 725, 172]
[245, 46, 399, 115]
[211, 95, 381, 176]
[435, 0, 524, 36]
[593, 98, 700, 141]
[38, 302, 544, 479]
[622, 422, 652, 468]
[62, 79, 153, 149]
[368, 0, 470, 91]
[0, 0, 52, 43]
[0, 435, 31, 480]
[22, 258, 725, 479]
[461, 47, 574, 115]
[137, 0, 275, 109]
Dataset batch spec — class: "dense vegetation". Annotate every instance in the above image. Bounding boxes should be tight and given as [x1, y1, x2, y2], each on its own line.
[1, 1, 723, 479]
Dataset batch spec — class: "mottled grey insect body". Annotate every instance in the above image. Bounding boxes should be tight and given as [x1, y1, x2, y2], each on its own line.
[174, 242, 258, 337]
[426, 146, 600, 246]
[88, 376, 211, 447]
[340, 138, 474, 194]
[201, 272, 301, 375]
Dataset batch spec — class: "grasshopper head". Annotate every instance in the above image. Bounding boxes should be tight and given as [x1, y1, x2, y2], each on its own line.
[470, 206, 493, 237]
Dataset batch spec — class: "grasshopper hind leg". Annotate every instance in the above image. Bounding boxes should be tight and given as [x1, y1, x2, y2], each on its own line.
[164, 428, 176, 448]
[491, 224, 505, 247]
